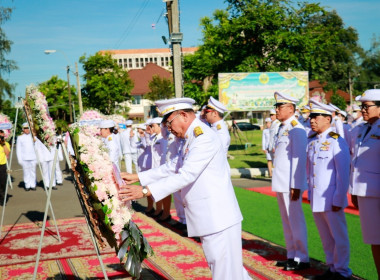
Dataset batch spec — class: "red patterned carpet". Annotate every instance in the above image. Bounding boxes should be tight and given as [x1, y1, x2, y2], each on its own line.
[0, 210, 362, 279]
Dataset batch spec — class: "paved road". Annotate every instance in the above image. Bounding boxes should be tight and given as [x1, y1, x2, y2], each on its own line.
[1, 153, 271, 227]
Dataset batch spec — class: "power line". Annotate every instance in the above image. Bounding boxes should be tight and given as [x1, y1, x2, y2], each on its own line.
[114, 0, 151, 49]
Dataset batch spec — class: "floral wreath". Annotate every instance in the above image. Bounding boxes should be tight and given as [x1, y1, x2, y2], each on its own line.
[69, 126, 153, 278]
[24, 84, 56, 148]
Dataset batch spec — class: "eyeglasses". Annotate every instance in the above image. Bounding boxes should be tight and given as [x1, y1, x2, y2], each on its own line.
[275, 104, 291, 109]
[165, 113, 181, 129]
[360, 104, 377, 111]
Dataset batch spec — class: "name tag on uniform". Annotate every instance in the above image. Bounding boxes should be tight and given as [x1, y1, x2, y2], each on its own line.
[282, 130, 289, 136]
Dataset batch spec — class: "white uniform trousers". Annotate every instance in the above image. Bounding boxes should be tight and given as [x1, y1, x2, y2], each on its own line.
[55, 161, 63, 184]
[313, 211, 352, 277]
[277, 192, 309, 262]
[173, 191, 186, 224]
[40, 161, 56, 188]
[124, 153, 133, 173]
[22, 160, 37, 189]
[200, 223, 252, 280]
[131, 152, 137, 170]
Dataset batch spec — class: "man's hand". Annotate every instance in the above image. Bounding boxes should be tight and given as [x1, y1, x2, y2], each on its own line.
[120, 172, 140, 184]
[119, 185, 151, 202]
[290, 188, 300, 201]
[332, 205, 342, 212]
[351, 194, 359, 209]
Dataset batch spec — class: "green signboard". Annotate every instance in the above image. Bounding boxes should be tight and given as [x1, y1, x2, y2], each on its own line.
[218, 71, 309, 111]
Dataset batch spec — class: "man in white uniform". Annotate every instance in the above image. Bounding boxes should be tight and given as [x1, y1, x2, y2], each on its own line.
[349, 89, 380, 279]
[99, 120, 120, 170]
[307, 100, 352, 280]
[35, 138, 56, 190]
[268, 108, 281, 154]
[271, 92, 310, 271]
[119, 98, 251, 280]
[203, 96, 230, 157]
[16, 123, 37, 191]
[121, 120, 134, 173]
[262, 118, 273, 177]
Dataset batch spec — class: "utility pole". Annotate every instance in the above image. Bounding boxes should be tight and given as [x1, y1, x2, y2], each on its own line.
[166, 0, 183, 98]
[348, 72, 353, 109]
[75, 62, 83, 115]
[67, 65, 73, 123]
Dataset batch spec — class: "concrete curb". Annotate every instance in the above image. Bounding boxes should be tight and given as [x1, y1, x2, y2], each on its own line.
[230, 168, 269, 178]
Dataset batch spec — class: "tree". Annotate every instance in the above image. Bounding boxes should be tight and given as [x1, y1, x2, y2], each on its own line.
[330, 92, 347, 111]
[145, 75, 174, 101]
[79, 52, 133, 115]
[38, 75, 77, 128]
[357, 36, 380, 93]
[183, 0, 362, 101]
[0, 7, 18, 101]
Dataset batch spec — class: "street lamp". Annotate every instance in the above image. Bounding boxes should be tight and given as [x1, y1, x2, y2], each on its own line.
[44, 50, 83, 121]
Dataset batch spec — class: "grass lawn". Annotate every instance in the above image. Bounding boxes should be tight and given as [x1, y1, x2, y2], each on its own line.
[234, 187, 376, 279]
[228, 130, 268, 169]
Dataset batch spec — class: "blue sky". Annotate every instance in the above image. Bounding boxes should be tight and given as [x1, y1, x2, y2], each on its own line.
[2, 0, 380, 101]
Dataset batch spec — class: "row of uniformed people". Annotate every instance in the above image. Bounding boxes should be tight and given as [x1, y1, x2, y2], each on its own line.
[270, 90, 380, 280]
[16, 122, 64, 191]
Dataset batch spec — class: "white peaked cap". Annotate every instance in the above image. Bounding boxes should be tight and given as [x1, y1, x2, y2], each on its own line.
[99, 119, 115, 128]
[274, 91, 299, 105]
[357, 89, 380, 102]
[155, 97, 195, 116]
[309, 99, 335, 116]
[207, 96, 227, 114]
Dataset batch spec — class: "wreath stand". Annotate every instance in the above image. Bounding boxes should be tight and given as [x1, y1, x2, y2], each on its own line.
[32, 138, 109, 280]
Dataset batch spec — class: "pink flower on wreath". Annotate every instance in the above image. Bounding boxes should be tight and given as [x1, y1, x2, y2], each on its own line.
[111, 224, 123, 235]
[95, 189, 108, 201]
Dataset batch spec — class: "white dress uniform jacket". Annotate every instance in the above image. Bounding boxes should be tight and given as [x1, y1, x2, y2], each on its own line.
[331, 117, 345, 139]
[16, 133, 37, 189]
[272, 115, 308, 192]
[268, 119, 281, 152]
[102, 135, 120, 170]
[262, 128, 272, 160]
[350, 119, 380, 198]
[210, 119, 230, 157]
[35, 139, 56, 188]
[150, 133, 167, 168]
[137, 132, 153, 171]
[138, 118, 243, 237]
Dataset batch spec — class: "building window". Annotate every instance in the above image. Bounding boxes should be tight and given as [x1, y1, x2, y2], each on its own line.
[135, 58, 139, 68]
[165, 56, 169, 66]
[128, 58, 133, 68]
[161, 57, 164, 67]
[145, 57, 148, 64]
[149, 57, 153, 62]
[140, 57, 144, 67]
[154, 57, 157, 64]
[123, 58, 128, 69]
[132, 95, 141, 105]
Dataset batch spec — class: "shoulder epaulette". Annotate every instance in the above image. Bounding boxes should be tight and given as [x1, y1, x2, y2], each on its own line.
[291, 120, 298, 127]
[308, 133, 318, 139]
[194, 126, 203, 137]
[328, 131, 339, 139]
[108, 136, 112, 141]
[216, 124, 221, 130]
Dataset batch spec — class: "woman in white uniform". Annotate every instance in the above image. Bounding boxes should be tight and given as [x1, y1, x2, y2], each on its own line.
[349, 89, 380, 278]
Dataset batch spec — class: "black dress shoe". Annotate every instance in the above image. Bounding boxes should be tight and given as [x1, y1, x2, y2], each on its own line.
[25, 188, 30, 192]
[331, 273, 351, 280]
[31, 187, 36, 191]
[285, 261, 310, 271]
[173, 222, 187, 230]
[158, 215, 171, 223]
[52, 186, 58, 190]
[310, 269, 334, 280]
[275, 259, 295, 267]
[151, 210, 163, 218]
[144, 208, 155, 216]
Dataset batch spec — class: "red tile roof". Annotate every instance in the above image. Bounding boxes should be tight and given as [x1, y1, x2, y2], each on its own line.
[99, 47, 198, 55]
[128, 63, 172, 96]
[309, 80, 350, 103]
